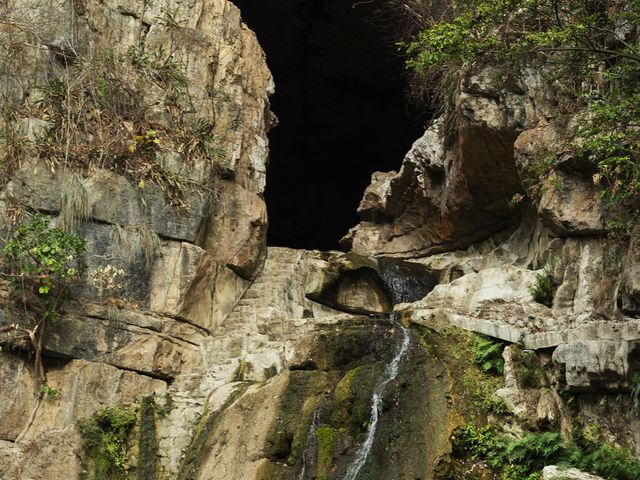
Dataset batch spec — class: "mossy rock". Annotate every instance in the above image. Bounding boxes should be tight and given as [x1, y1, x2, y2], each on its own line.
[266, 370, 338, 464]
[329, 364, 381, 440]
[314, 425, 338, 479]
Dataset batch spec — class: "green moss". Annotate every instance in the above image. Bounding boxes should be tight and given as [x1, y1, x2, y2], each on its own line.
[137, 396, 159, 480]
[419, 326, 506, 418]
[266, 371, 336, 465]
[329, 365, 366, 426]
[329, 363, 381, 441]
[314, 426, 338, 479]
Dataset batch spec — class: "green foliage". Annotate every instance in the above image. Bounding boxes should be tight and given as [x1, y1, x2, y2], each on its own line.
[577, 444, 640, 480]
[453, 423, 640, 480]
[79, 406, 136, 479]
[513, 349, 542, 388]
[529, 272, 554, 307]
[406, 1, 640, 75]
[405, 0, 640, 217]
[1, 214, 87, 383]
[472, 334, 505, 375]
[4, 215, 87, 297]
[38, 385, 60, 400]
[453, 426, 570, 480]
[577, 92, 640, 205]
[519, 150, 558, 201]
[573, 426, 640, 480]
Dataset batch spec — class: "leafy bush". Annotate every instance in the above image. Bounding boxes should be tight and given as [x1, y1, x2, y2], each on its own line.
[79, 406, 137, 479]
[404, 0, 640, 219]
[453, 424, 640, 480]
[4, 215, 87, 297]
[2, 214, 86, 383]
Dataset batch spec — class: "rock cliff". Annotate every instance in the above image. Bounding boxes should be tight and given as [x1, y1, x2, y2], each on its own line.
[1, 1, 639, 479]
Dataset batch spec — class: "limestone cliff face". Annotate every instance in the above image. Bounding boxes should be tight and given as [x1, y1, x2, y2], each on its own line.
[346, 63, 640, 392]
[1, 1, 640, 479]
[0, 0, 274, 476]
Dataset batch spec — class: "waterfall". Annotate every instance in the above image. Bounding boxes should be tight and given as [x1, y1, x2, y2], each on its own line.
[298, 405, 321, 480]
[342, 319, 411, 480]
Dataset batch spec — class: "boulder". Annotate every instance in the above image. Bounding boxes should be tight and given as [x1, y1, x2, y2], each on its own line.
[538, 172, 607, 236]
[305, 252, 391, 314]
[542, 466, 604, 480]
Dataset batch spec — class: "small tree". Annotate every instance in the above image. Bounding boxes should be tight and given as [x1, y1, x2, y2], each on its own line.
[2, 214, 87, 384]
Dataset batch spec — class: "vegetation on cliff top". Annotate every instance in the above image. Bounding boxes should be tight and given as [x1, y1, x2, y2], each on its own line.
[404, 0, 640, 228]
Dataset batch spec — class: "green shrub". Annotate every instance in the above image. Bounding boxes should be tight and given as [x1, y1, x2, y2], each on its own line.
[2, 214, 87, 383]
[79, 406, 136, 479]
[404, 1, 640, 221]
[453, 423, 640, 480]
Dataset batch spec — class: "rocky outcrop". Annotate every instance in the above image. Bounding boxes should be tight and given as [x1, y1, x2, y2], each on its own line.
[339, 58, 640, 397]
[0, 0, 276, 477]
[343, 66, 556, 258]
[542, 466, 605, 480]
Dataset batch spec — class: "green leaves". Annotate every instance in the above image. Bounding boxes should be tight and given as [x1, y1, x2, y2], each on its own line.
[576, 92, 640, 205]
[405, 0, 640, 222]
[3, 214, 87, 322]
[529, 272, 554, 306]
[4, 215, 87, 288]
[79, 406, 137, 477]
[472, 334, 505, 374]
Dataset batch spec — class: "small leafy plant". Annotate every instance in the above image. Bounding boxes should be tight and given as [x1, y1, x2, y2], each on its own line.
[38, 385, 60, 400]
[472, 334, 505, 375]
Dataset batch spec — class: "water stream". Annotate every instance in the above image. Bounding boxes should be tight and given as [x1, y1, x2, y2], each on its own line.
[342, 318, 411, 480]
[298, 405, 321, 480]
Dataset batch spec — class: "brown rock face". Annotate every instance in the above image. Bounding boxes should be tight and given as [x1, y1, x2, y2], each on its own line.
[198, 179, 268, 280]
[343, 113, 522, 257]
[0, 0, 275, 476]
[514, 124, 608, 236]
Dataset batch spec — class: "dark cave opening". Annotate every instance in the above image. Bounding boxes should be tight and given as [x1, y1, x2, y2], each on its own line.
[231, 0, 425, 250]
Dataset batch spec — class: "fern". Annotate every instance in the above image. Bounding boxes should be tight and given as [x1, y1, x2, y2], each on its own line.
[472, 335, 505, 375]
[529, 272, 554, 307]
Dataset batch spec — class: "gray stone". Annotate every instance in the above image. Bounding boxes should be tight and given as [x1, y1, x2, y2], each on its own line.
[542, 466, 604, 480]
[552, 340, 637, 391]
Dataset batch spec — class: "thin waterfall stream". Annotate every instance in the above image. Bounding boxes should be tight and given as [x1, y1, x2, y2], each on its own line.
[339, 257, 431, 479]
[298, 405, 321, 480]
[297, 256, 432, 480]
[342, 317, 411, 480]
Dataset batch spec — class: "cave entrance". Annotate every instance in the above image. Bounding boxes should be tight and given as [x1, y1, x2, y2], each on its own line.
[231, 0, 424, 250]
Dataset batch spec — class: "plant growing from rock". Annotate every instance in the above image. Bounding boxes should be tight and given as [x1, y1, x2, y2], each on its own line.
[1, 214, 87, 384]
[529, 271, 554, 307]
[404, 0, 640, 221]
[472, 334, 505, 375]
[79, 405, 137, 479]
